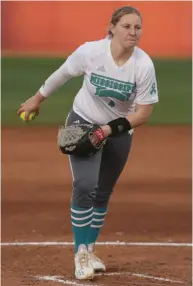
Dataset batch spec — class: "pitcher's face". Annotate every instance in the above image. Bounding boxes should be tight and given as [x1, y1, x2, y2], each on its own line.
[110, 13, 142, 49]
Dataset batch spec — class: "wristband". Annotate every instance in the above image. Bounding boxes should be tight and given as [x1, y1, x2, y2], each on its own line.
[108, 117, 132, 136]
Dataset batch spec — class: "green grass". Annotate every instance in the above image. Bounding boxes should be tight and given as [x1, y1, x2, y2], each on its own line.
[1, 57, 192, 126]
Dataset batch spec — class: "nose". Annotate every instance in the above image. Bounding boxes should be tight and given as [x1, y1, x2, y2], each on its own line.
[129, 27, 136, 36]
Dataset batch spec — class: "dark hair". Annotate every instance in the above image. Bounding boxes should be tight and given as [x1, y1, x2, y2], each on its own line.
[108, 6, 142, 36]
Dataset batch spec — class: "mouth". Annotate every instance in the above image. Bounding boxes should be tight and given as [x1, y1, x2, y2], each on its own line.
[126, 39, 136, 42]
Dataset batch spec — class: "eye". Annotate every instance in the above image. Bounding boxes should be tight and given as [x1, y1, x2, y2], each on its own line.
[122, 24, 141, 30]
[122, 24, 131, 29]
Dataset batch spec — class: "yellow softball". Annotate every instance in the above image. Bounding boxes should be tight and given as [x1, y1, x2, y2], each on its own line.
[20, 111, 36, 121]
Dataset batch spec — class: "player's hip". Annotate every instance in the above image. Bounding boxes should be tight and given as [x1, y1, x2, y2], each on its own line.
[65, 109, 90, 126]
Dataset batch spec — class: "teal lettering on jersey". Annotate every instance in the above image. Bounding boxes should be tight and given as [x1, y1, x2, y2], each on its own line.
[90, 73, 135, 101]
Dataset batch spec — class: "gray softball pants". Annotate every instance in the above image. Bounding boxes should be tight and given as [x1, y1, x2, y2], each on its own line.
[65, 109, 133, 209]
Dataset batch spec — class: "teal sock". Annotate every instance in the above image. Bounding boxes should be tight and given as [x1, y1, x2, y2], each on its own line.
[87, 207, 107, 251]
[71, 205, 93, 253]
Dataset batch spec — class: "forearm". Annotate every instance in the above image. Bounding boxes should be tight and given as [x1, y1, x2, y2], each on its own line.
[101, 104, 153, 137]
[33, 91, 46, 103]
[127, 108, 152, 128]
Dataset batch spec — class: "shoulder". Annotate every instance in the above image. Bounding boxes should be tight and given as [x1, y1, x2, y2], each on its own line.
[133, 47, 156, 82]
[134, 47, 155, 71]
[74, 38, 109, 57]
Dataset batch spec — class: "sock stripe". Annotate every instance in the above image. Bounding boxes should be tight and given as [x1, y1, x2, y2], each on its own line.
[93, 211, 107, 216]
[87, 207, 107, 247]
[71, 207, 93, 214]
[71, 216, 92, 225]
[92, 218, 105, 222]
[91, 224, 103, 228]
[72, 220, 92, 227]
[71, 212, 93, 221]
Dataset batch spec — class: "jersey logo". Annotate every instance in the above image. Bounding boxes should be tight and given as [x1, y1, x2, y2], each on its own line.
[90, 73, 135, 102]
[96, 65, 106, 72]
[150, 82, 157, 95]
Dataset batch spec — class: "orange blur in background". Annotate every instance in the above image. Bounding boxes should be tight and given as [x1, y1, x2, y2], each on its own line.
[2, 1, 192, 57]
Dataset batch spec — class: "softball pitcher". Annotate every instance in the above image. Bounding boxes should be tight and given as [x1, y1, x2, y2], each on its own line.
[18, 6, 159, 281]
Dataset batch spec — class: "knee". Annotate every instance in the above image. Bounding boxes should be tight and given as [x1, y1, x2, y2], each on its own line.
[72, 178, 97, 208]
[94, 188, 113, 208]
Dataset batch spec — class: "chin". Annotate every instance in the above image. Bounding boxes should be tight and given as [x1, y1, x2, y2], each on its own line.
[124, 42, 136, 49]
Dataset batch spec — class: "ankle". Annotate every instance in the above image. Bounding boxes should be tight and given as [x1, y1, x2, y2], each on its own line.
[88, 243, 95, 253]
[77, 244, 88, 253]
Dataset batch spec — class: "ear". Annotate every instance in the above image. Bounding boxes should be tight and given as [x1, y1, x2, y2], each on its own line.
[109, 23, 115, 36]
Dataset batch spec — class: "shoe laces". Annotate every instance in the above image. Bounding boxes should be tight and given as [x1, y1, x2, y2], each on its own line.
[90, 252, 102, 263]
[78, 252, 89, 268]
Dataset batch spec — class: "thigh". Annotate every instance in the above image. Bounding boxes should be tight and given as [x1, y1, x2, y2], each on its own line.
[65, 110, 103, 207]
[66, 109, 102, 183]
[98, 132, 133, 189]
[69, 151, 102, 189]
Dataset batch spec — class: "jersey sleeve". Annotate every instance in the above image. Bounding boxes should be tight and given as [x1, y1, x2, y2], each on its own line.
[135, 61, 159, 105]
[39, 43, 87, 97]
[39, 63, 72, 97]
[65, 43, 87, 76]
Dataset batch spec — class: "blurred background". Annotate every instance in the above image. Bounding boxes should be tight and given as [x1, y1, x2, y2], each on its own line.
[1, 1, 192, 126]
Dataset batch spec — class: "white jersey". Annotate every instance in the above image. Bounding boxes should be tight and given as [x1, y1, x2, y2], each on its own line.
[40, 38, 158, 125]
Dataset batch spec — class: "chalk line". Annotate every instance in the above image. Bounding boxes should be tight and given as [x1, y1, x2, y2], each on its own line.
[35, 272, 184, 285]
[96, 272, 183, 283]
[1, 241, 192, 247]
[131, 273, 183, 284]
[36, 275, 99, 286]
